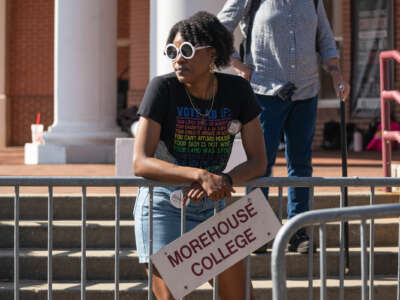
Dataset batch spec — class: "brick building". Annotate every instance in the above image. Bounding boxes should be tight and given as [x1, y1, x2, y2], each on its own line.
[1, 0, 399, 151]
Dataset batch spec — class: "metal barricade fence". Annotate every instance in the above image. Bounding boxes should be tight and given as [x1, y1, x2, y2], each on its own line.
[1, 176, 400, 300]
[271, 203, 400, 300]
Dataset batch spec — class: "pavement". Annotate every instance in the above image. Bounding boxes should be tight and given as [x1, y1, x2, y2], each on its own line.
[1, 147, 400, 196]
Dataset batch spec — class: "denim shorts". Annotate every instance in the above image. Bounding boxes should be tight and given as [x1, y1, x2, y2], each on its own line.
[134, 186, 226, 263]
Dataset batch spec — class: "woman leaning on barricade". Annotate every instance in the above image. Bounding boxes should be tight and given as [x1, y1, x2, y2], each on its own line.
[133, 11, 266, 300]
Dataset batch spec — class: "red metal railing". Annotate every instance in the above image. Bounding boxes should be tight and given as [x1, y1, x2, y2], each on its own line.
[380, 50, 400, 191]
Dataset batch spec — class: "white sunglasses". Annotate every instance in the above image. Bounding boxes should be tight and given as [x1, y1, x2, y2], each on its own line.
[164, 41, 212, 62]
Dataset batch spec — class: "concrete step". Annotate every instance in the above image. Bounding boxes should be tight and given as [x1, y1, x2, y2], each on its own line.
[0, 219, 397, 249]
[0, 277, 397, 300]
[0, 247, 397, 281]
[0, 249, 145, 281]
[0, 195, 135, 220]
[0, 220, 136, 248]
[251, 247, 399, 279]
[0, 192, 398, 220]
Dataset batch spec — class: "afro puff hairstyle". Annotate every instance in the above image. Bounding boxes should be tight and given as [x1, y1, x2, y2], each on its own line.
[166, 11, 234, 69]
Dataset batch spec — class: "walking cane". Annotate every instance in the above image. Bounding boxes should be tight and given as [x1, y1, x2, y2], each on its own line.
[339, 84, 350, 274]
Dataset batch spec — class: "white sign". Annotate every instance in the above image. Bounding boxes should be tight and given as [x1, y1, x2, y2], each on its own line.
[150, 188, 282, 299]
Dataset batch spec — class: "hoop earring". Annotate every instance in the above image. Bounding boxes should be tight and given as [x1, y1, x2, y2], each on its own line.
[209, 61, 216, 73]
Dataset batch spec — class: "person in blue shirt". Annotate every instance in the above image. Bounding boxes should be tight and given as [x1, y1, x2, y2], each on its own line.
[218, 0, 350, 253]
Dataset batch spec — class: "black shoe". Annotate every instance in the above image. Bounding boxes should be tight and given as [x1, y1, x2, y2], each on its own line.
[288, 229, 310, 254]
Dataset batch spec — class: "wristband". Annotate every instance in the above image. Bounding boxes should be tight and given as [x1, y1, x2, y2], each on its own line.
[221, 173, 233, 185]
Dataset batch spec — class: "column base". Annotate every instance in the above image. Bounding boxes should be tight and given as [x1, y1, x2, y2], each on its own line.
[24, 142, 116, 164]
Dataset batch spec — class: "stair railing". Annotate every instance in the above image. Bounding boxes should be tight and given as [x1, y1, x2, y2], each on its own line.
[380, 50, 400, 191]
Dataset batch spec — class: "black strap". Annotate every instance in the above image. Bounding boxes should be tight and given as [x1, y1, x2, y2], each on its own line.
[245, 0, 261, 56]
[314, 0, 319, 52]
[221, 173, 233, 185]
[313, 0, 318, 10]
[240, 0, 261, 60]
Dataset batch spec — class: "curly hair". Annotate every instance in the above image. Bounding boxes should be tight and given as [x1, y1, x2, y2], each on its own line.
[166, 11, 234, 69]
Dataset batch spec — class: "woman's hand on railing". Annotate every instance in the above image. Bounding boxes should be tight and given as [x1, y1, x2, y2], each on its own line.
[200, 172, 235, 201]
[188, 171, 235, 202]
[183, 182, 207, 204]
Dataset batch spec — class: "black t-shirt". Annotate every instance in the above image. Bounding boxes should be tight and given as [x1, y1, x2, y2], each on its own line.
[138, 72, 261, 173]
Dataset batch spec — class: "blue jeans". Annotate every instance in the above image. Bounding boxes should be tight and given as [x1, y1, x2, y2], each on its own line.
[134, 186, 225, 263]
[256, 94, 318, 219]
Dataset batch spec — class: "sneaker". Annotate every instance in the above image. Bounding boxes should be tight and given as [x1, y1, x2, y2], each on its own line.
[287, 229, 310, 254]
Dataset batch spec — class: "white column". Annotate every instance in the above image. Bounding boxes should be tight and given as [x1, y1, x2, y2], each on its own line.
[0, 0, 6, 148]
[25, 0, 125, 163]
[150, 0, 242, 78]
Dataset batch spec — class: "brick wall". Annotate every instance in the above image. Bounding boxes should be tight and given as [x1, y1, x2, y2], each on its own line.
[127, 0, 149, 108]
[6, 0, 400, 147]
[7, 0, 54, 146]
[396, 0, 400, 91]
[117, 0, 130, 80]
[314, 0, 400, 150]
[313, 0, 352, 150]
[394, 0, 400, 120]
[6, 0, 131, 146]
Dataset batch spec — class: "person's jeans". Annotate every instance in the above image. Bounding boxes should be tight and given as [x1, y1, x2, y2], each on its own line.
[256, 94, 318, 219]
